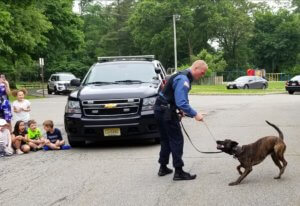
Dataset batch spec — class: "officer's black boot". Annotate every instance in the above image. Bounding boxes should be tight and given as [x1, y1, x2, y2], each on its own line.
[173, 167, 197, 181]
[158, 165, 173, 176]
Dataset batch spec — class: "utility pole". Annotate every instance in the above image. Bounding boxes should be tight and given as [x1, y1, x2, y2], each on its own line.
[173, 14, 180, 73]
[39, 58, 45, 97]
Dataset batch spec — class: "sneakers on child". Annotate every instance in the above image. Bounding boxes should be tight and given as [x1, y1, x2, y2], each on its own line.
[60, 145, 71, 150]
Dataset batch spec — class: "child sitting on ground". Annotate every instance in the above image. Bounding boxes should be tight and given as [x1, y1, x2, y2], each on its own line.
[27, 120, 46, 151]
[11, 120, 31, 154]
[12, 89, 31, 127]
[43, 120, 70, 150]
[0, 119, 13, 156]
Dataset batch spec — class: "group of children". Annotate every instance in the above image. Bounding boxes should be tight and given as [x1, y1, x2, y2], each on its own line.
[0, 89, 70, 157]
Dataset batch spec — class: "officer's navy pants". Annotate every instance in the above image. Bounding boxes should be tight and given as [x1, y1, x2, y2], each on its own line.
[154, 109, 184, 168]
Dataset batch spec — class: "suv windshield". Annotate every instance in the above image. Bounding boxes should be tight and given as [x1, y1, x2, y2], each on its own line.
[84, 63, 157, 85]
[58, 75, 75, 81]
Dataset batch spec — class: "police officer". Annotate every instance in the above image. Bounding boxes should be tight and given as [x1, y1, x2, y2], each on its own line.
[154, 60, 208, 181]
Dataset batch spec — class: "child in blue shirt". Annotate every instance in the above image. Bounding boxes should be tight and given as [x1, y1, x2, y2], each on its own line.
[43, 120, 70, 150]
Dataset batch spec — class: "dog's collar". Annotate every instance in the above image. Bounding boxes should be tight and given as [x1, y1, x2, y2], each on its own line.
[232, 146, 243, 159]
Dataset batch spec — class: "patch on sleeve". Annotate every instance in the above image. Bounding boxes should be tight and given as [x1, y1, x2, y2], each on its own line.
[184, 81, 189, 88]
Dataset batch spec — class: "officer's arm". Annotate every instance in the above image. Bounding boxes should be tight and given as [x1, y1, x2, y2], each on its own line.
[173, 76, 197, 118]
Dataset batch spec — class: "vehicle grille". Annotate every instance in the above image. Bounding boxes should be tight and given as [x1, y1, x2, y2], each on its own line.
[82, 98, 140, 117]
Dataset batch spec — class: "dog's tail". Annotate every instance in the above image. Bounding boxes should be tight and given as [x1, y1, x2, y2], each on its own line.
[266, 120, 284, 139]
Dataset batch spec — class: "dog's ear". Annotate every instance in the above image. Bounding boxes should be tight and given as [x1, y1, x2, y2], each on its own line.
[231, 141, 238, 147]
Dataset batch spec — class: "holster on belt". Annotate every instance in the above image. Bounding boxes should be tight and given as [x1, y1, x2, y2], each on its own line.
[156, 98, 178, 121]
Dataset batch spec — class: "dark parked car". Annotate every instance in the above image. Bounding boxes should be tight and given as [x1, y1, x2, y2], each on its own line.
[64, 55, 167, 147]
[286, 75, 300, 95]
[227, 76, 268, 89]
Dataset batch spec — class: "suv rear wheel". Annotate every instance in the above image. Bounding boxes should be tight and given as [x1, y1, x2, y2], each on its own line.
[54, 86, 59, 95]
[288, 90, 294, 95]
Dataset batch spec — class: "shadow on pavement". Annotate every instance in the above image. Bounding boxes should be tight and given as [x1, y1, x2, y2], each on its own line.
[74, 139, 160, 150]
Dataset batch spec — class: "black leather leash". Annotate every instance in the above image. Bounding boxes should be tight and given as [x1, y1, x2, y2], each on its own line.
[180, 120, 222, 154]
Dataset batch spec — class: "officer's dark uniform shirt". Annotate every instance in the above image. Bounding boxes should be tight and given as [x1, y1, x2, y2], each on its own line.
[159, 69, 197, 117]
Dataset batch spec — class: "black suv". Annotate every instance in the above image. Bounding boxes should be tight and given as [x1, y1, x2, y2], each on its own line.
[64, 55, 167, 146]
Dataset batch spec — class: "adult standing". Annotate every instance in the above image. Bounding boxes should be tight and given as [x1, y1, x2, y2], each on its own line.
[154, 60, 208, 181]
[0, 74, 12, 131]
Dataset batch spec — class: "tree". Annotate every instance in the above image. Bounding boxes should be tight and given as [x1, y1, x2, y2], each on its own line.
[293, 0, 300, 13]
[36, 0, 86, 78]
[0, 0, 52, 81]
[250, 10, 300, 72]
[128, 0, 213, 68]
[207, 0, 254, 70]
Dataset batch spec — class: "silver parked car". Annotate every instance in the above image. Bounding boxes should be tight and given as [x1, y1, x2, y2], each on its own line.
[47, 73, 76, 94]
[227, 76, 268, 89]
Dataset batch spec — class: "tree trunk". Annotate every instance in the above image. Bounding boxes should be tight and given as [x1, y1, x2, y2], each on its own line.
[188, 37, 193, 62]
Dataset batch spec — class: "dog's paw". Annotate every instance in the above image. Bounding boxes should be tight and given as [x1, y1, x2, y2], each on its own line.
[229, 182, 238, 186]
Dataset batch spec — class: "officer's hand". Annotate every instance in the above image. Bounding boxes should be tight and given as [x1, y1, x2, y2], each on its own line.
[194, 113, 204, 121]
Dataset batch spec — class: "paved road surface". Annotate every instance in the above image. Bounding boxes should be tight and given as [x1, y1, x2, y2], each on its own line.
[0, 94, 299, 206]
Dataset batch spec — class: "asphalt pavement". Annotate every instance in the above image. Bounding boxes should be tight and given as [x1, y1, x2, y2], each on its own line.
[0, 94, 299, 206]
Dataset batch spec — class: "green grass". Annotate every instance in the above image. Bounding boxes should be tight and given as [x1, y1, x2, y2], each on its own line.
[190, 81, 286, 95]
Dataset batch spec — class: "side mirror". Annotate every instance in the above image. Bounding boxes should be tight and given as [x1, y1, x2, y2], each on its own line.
[155, 67, 161, 74]
[70, 79, 81, 87]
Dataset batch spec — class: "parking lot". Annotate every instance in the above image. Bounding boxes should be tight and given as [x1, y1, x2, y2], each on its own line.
[0, 94, 300, 206]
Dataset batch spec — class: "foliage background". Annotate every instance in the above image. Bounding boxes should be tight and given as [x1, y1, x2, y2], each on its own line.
[0, 0, 299, 83]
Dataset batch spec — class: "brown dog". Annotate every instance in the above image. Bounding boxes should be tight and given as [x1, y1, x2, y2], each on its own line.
[216, 121, 287, 186]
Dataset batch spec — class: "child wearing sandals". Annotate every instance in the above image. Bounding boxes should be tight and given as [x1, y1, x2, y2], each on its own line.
[43, 120, 70, 150]
[27, 120, 46, 151]
[12, 89, 31, 127]
[11, 120, 31, 154]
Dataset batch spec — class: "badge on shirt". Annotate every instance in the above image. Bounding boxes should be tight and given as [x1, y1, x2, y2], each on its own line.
[184, 81, 190, 88]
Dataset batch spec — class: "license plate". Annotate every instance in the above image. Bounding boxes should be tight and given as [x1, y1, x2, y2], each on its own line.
[292, 83, 296, 86]
[103, 128, 121, 136]
[230, 86, 233, 88]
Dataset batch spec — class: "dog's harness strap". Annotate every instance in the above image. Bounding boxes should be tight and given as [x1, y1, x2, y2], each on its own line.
[180, 120, 222, 154]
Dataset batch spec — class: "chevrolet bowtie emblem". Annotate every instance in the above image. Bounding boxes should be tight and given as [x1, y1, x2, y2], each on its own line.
[104, 104, 117, 109]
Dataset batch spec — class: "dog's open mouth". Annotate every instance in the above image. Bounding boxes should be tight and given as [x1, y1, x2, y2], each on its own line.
[216, 144, 224, 150]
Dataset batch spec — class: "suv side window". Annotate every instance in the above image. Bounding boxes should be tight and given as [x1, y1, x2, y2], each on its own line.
[51, 75, 57, 81]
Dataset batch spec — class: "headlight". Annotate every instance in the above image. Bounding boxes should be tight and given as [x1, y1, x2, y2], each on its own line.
[65, 100, 81, 114]
[142, 97, 157, 111]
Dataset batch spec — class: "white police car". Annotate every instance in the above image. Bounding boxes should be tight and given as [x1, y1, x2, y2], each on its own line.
[47, 73, 77, 94]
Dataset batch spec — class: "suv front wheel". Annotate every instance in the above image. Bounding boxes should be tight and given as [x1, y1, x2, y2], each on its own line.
[54, 86, 60, 95]
[68, 136, 85, 147]
[47, 85, 52, 94]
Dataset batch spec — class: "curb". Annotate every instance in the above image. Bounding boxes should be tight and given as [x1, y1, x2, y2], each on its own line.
[190, 92, 286, 96]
